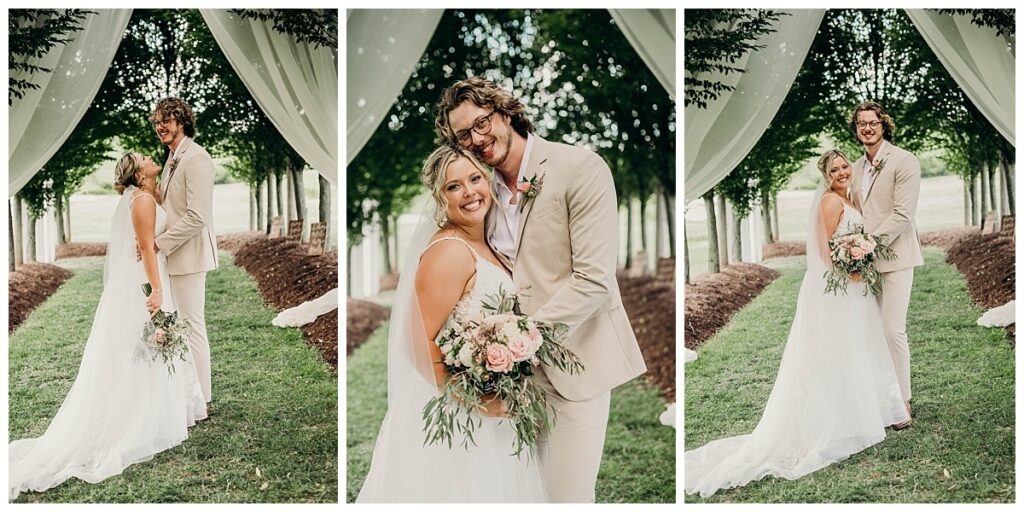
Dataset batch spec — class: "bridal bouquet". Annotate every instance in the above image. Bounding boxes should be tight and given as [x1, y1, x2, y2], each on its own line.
[133, 283, 191, 376]
[423, 286, 584, 456]
[824, 224, 896, 296]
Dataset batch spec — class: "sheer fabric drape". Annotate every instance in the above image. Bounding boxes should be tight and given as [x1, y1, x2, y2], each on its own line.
[684, 10, 824, 201]
[9, 9, 132, 194]
[906, 9, 1015, 145]
[609, 9, 675, 98]
[200, 9, 338, 184]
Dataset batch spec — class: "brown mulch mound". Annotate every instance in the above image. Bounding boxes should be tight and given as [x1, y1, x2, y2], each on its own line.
[232, 237, 339, 369]
[685, 263, 781, 351]
[216, 232, 267, 254]
[347, 298, 390, 355]
[9, 263, 74, 332]
[618, 263, 676, 401]
[919, 226, 980, 250]
[55, 242, 107, 260]
[946, 218, 1015, 343]
[763, 241, 805, 260]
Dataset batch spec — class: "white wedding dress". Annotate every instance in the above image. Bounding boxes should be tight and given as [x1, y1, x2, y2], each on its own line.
[357, 236, 547, 503]
[9, 189, 207, 501]
[685, 196, 910, 498]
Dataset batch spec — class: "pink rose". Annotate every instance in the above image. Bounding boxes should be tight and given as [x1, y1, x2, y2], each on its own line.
[850, 247, 865, 260]
[154, 329, 168, 346]
[485, 343, 515, 373]
[507, 334, 534, 362]
[517, 182, 531, 193]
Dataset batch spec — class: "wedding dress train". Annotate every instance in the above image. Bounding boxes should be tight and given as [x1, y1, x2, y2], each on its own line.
[9, 189, 207, 500]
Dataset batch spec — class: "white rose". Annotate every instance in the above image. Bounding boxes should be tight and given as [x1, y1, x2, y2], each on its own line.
[458, 343, 475, 368]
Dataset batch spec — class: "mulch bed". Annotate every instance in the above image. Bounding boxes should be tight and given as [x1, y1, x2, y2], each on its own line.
[9, 263, 74, 333]
[231, 236, 339, 370]
[945, 217, 1015, 343]
[763, 241, 805, 260]
[618, 258, 676, 401]
[347, 298, 390, 355]
[55, 242, 107, 260]
[216, 232, 267, 254]
[684, 263, 781, 351]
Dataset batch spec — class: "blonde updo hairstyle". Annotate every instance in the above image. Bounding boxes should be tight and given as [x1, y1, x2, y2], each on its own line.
[113, 153, 143, 195]
[421, 145, 492, 227]
[817, 148, 851, 193]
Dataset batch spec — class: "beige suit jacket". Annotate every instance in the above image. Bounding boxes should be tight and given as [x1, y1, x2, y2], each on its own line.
[851, 142, 924, 273]
[488, 136, 647, 402]
[156, 137, 219, 276]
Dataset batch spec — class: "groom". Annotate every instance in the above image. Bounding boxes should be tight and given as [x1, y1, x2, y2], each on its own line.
[849, 101, 924, 429]
[435, 77, 647, 502]
[151, 97, 219, 411]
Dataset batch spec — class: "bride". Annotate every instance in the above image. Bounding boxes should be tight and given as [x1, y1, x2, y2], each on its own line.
[684, 149, 910, 498]
[356, 145, 546, 502]
[9, 153, 207, 500]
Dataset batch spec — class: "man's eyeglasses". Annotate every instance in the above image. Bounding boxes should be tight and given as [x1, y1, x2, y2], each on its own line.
[455, 111, 496, 145]
[856, 120, 882, 130]
[152, 117, 173, 129]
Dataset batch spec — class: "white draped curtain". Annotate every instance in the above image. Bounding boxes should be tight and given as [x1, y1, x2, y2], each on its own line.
[201, 9, 338, 184]
[609, 9, 676, 98]
[907, 9, 1015, 146]
[9, 9, 132, 195]
[685, 10, 825, 202]
[346, 9, 444, 164]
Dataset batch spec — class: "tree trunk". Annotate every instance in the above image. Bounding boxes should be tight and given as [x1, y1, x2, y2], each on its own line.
[760, 188, 773, 243]
[715, 194, 728, 265]
[13, 194, 24, 267]
[987, 163, 998, 213]
[63, 195, 71, 243]
[1000, 155, 1014, 215]
[249, 185, 257, 231]
[291, 166, 306, 222]
[319, 174, 332, 249]
[704, 193, 720, 274]
[624, 200, 634, 269]
[391, 214, 400, 272]
[655, 191, 664, 259]
[54, 194, 66, 246]
[683, 217, 690, 284]
[9, 200, 15, 271]
[732, 212, 743, 263]
[663, 188, 675, 258]
[771, 191, 780, 242]
[27, 213, 37, 262]
[381, 214, 392, 274]
[267, 172, 278, 220]
[980, 162, 990, 224]
[257, 177, 266, 232]
[639, 195, 649, 253]
[993, 162, 1003, 232]
[971, 172, 982, 226]
[275, 172, 284, 223]
[963, 176, 971, 226]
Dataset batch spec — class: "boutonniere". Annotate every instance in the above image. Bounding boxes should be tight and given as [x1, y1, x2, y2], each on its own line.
[516, 172, 545, 212]
[168, 157, 181, 175]
[871, 158, 887, 174]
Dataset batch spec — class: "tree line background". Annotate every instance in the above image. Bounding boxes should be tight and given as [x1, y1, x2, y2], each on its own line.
[684, 9, 1015, 282]
[347, 9, 676, 276]
[8, 9, 338, 268]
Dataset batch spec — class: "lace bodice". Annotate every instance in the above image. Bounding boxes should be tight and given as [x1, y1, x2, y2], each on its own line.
[836, 203, 863, 237]
[422, 237, 514, 327]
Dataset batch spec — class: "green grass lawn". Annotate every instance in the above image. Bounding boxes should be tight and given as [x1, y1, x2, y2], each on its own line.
[9, 253, 338, 503]
[346, 324, 676, 503]
[684, 248, 1014, 503]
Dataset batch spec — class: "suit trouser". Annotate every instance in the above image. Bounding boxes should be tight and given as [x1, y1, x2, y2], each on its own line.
[171, 272, 211, 403]
[533, 366, 611, 503]
[879, 267, 914, 402]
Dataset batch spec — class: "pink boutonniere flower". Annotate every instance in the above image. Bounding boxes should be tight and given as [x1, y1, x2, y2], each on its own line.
[518, 172, 545, 212]
[168, 157, 181, 175]
[871, 158, 886, 174]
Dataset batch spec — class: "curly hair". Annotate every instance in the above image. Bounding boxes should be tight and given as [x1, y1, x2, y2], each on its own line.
[434, 76, 534, 145]
[151, 97, 197, 138]
[848, 101, 894, 142]
[421, 144, 492, 227]
[113, 153, 142, 195]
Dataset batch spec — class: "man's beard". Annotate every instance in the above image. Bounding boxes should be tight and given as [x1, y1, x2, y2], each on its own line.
[479, 133, 513, 170]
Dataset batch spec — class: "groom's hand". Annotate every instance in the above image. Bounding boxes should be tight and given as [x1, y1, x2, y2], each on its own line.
[135, 242, 161, 262]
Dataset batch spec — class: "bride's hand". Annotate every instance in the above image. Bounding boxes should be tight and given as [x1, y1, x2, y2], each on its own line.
[850, 272, 863, 283]
[146, 289, 163, 314]
[479, 393, 507, 418]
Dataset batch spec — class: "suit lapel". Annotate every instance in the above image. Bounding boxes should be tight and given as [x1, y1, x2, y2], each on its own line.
[485, 191, 514, 272]
[513, 138, 549, 259]
[162, 137, 193, 195]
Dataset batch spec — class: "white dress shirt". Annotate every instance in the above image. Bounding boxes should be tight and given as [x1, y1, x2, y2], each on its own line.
[491, 133, 535, 264]
[861, 139, 889, 199]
